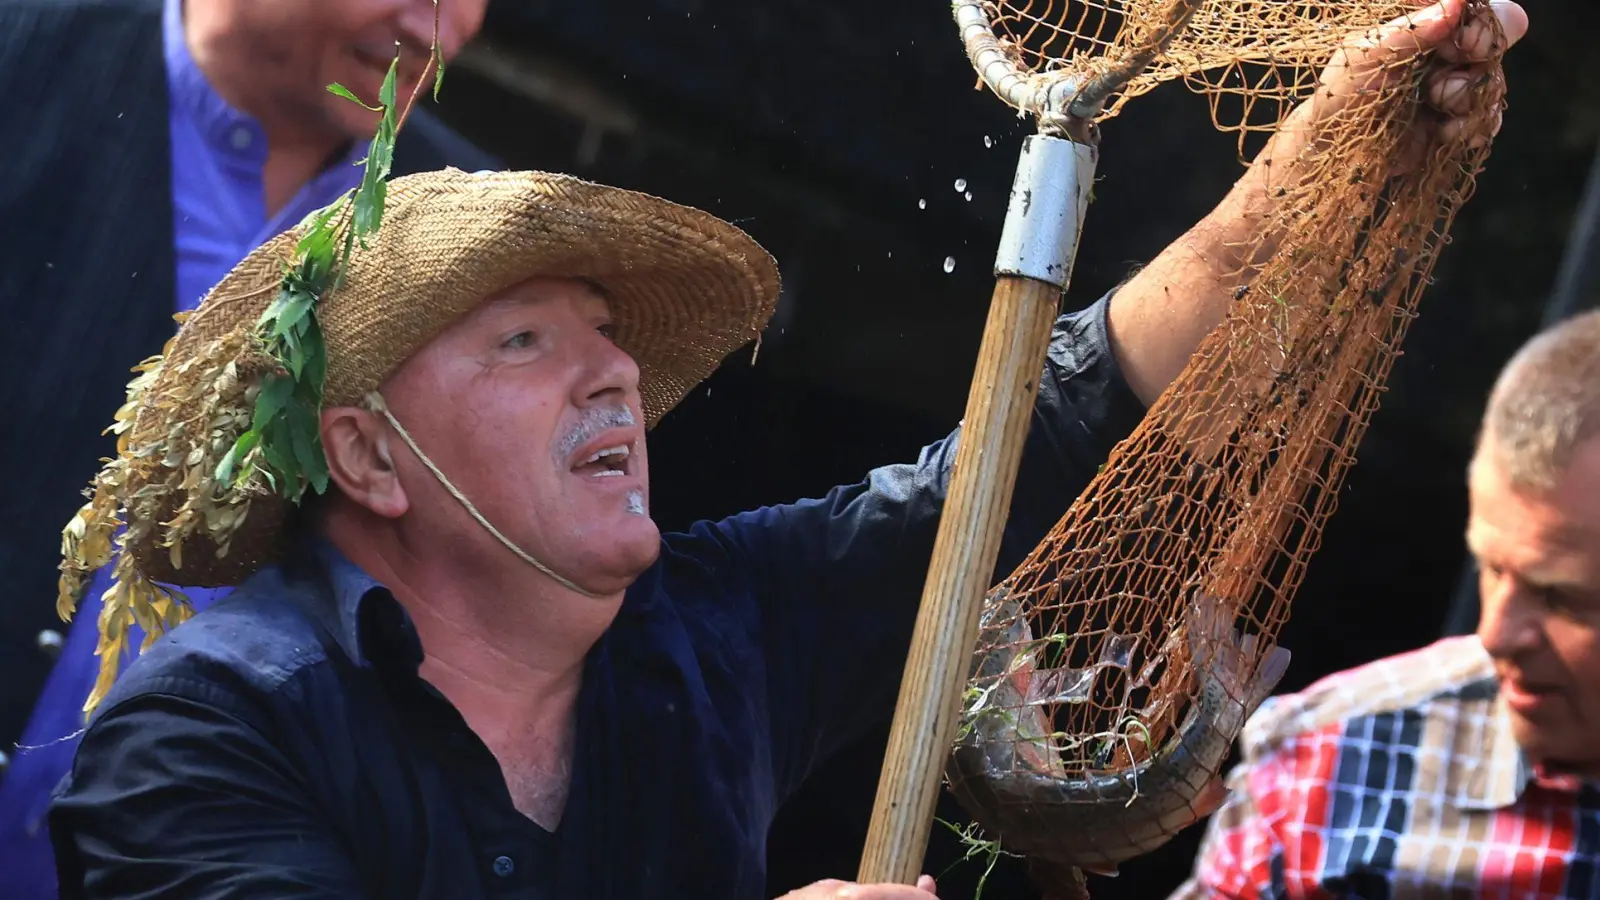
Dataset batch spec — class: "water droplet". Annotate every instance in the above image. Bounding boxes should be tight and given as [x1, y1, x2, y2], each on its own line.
[983, 135, 993, 148]
[942, 256, 956, 273]
[964, 191, 972, 202]
[917, 198, 926, 210]
[953, 178, 968, 192]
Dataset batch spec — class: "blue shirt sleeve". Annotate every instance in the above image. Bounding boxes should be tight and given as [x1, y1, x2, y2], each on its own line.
[674, 290, 1147, 798]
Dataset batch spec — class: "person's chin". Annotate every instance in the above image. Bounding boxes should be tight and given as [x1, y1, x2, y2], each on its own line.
[578, 531, 660, 597]
[1506, 707, 1578, 763]
[322, 61, 417, 138]
[591, 510, 661, 567]
[613, 515, 662, 564]
[327, 100, 384, 143]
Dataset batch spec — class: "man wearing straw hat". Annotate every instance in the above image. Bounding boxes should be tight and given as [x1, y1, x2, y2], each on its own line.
[44, 1, 1525, 898]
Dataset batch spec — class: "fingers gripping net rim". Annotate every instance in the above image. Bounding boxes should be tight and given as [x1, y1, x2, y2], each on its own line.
[959, 0, 1436, 155]
[945, 0, 1508, 882]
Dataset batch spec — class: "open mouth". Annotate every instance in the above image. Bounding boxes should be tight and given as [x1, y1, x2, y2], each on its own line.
[351, 45, 390, 76]
[350, 43, 422, 88]
[572, 443, 631, 479]
[1502, 675, 1564, 715]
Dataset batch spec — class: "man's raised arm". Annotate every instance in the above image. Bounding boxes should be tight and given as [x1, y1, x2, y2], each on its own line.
[670, 291, 1146, 797]
[673, 0, 1527, 803]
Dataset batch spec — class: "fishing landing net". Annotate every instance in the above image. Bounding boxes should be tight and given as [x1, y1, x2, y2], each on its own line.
[941, 0, 1506, 892]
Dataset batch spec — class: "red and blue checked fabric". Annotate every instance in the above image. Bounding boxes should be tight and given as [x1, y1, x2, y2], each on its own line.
[1168, 636, 1600, 899]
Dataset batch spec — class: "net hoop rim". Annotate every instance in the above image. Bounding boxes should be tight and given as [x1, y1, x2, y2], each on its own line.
[953, 0, 1081, 122]
[952, 0, 1206, 129]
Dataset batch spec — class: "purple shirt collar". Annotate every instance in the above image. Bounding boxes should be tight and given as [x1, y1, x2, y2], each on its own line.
[162, 0, 270, 168]
[160, 0, 366, 315]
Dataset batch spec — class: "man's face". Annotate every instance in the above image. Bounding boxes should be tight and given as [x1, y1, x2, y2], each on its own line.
[229, 0, 487, 141]
[380, 277, 659, 594]
[1468, 439, 1600, 774]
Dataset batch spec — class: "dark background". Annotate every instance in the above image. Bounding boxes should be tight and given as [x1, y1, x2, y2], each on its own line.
[420, 1, 1600, 897]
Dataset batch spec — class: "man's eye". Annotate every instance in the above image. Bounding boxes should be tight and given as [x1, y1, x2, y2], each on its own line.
[597, 323, 616, 341]
[1540, 586, 1579, 613]
[504, 331, 535, 349]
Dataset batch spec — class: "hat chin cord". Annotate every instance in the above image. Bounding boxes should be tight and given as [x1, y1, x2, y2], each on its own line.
[361, 391, 605, 600]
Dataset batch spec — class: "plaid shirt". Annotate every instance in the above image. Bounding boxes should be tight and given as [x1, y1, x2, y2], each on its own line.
[1169, 636, 1600, 899]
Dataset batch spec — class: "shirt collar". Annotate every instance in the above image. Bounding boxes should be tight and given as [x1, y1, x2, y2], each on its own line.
[1445, 675, 1597, 810]
[163, 0, 268, 164]
[298, 535, 425, 674]
[291, 533, 666, 677]
[1448, 684, 1533, 811]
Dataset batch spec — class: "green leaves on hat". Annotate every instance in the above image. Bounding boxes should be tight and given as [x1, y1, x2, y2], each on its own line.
[60, 9, 451, 718]
[215, 41, 429, 504]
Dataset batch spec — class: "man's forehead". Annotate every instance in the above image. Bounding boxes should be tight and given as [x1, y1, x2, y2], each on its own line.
[1468, 454, 1600, 584]
[1546, 441, 1600, 545]
[381, 277, 613, 391]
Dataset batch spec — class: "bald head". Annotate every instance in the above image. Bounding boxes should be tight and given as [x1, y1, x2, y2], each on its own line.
[1475, 308, 1600, 491]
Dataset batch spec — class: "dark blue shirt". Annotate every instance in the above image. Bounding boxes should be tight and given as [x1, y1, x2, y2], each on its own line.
[48, 293, 1144, 900]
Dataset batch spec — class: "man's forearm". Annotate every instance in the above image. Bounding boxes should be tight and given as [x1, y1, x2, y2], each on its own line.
[1104, 157, 1275, 408]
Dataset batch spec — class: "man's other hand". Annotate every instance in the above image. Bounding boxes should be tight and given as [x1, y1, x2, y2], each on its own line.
[1259, 0, 1529, 187]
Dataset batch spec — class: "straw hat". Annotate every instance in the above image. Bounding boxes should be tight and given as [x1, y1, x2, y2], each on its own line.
[57, 168, 780, 704]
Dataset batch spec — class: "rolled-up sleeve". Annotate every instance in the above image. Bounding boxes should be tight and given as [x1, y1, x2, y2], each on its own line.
[50, 687, 364, 900]
[682, 290, 1148, 796]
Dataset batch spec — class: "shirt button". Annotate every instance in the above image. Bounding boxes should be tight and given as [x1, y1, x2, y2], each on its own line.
[36, 629, 63, 661]
[492, 855, 515, 877]
[230, 127, 252, 150]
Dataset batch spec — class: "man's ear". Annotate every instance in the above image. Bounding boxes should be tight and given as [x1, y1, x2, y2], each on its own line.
[321, 406, 409, 519]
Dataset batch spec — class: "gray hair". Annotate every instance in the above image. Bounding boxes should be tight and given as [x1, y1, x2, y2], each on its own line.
[1475, 307, 1600, 491]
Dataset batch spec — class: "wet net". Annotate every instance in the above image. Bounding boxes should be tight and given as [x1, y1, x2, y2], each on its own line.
[943, 0, 1507, 893]
[970, 0, 1476, 155]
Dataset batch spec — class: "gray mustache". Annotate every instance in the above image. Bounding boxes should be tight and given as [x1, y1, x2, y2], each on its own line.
[554, 405, 637, 463]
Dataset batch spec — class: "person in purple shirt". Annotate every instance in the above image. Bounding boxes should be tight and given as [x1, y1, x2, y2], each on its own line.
[0, 0, 496, 894]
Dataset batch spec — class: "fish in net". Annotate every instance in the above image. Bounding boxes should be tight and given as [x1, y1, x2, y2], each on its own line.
[941, 0, 1510, 893]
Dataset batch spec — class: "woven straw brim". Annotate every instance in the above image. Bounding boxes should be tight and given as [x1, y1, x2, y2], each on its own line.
[120, 167, 780, 587]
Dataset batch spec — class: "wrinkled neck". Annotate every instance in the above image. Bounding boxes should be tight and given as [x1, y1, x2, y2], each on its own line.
[320, 503, 623, 720]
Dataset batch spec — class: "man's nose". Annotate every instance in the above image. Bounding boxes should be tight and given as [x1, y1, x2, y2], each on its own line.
[1476, 574, 1541, 658]
[577, 334, 641, 405]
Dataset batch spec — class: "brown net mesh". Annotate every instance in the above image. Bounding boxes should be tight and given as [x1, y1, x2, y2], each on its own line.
[944, 0, 1506, 890]
[981, 0, 1458, 156]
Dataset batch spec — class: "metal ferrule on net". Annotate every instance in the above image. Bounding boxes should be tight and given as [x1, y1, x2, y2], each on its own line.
[994, 136, 1098, 288]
